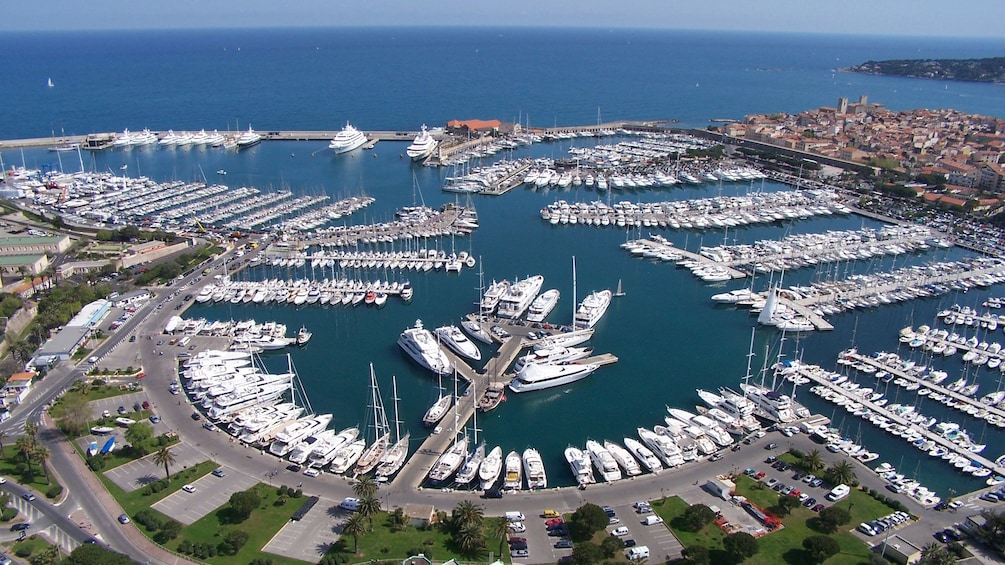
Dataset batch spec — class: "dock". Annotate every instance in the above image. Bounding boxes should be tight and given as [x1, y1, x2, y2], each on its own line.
[477, 162, 533, 196]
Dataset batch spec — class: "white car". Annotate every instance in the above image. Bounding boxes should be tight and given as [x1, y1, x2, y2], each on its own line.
[182, 484, 196, 493]
[610, 526, 629, 537]
[507, 522, 526, 533]
[303, 468, 320, 477]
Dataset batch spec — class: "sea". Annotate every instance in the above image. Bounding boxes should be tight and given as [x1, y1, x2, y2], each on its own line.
[5, 27, 1005, 496]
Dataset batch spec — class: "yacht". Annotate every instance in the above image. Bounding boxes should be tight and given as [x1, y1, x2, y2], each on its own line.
[586, 439, 622, 482]
[296, 326, 312, 346]
[740, 383, 797, 423]
[329, 439, 367, 475]
[637, 427, 685, 468]
[374, 432, 410, 479]
[668, 407, 733, 447]
[461, 318, 494, 345]
[665, 415, 717, 455]
[497, 275, 545, 319]
[522, 447, 548, 489]
[406, 124, 439, 161]
[308, 426, 359, 468]
[268, 414, 333, 458]
[479, 445, 504, 490]
[454, 443, 486, 487]
[434, 325, 482, 361]
[207, 381, 291, 419]
[428, 437, 468, 486]
[513, 346, 592, 371]
[526, 289, 560, 322]
[564, 446, 595, 486]
[235, 403, 304, 444]
[703, 387, 761, 433]
[329, 122, 367, 153]
[481, 280, 510, 312]
[604, 440, 643, 476]
[422, 393, 453, 427]
[503, 450, 523, 490]
[508, 362, 600, 393]
[398, 319, 451, 375]
[288, 429, 332, 465]
[574, 289, 613, 329]
[236, 125, 262, 148]
[623, 437, 664, 474]
[533, 328, 594, 350]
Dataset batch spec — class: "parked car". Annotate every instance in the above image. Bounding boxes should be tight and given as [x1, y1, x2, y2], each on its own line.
[142, 401, 150, 410]
[190, 412, 201, 421]
[803, 497, 817, 507]
[149, 415, 160, 424]
[510, 549, 528, 558]
[9, 523, 30, 531]
[765, 442, 778, 450]
[508, 537, 527, 545]
[117, 406, 127, 415]
[554, 540, 574, 549]
[754, 471, 766, 480]
[182, 485, 196, 493]
[811, 504, 825, 512]
[611, 526, 629, 537]
[212, 469, 226, 477]
[117, 514, 130, 524]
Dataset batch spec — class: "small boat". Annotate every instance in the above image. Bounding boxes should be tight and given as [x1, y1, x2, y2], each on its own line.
[217, 169, 227, 175]
[503, 450, 523, 490]
[296, 326, 312, 346]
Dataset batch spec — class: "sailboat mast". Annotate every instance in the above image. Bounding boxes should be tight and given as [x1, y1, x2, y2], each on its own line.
[743, 327, 756, 388]
[572, 255, 577, 324]
[392, 375, 401, 443]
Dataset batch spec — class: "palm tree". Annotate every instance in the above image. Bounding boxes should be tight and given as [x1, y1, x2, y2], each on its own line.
[824, 459, 857, 486]
[489, 517, 510, 560]
[452, 499, 484, 529]
[341, 513, 366, 553]
[456, 520, 486, 555]
[31, 445, 51, 485]
[23, 421, 38, 447]
[152, 446, 176, 480]
[802, 449, 824, 472]
[0, 429, 9, 454]
[352, 475, 378, 499]
[357, 494, 381, 531]
[14, 436, 34, 476]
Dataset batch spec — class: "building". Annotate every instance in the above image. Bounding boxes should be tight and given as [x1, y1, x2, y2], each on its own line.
[66, 299, 111, 329]
[119, 240, 190, 270]
[56, 260, 114, 279]
[111, 289, 151, 308]
[0, 254, 49, 277]
[402, 503, 437, 527]
[978, 163, 1005, 193]
[874, 534, 922, 564]
[0, 235, 72, 256]
[3, 371, 34, 405]
[704, 477, 736, 501]
[402, 555, 432, 565]
[446, 119, 502, 136]
[30, 326, 91, 368]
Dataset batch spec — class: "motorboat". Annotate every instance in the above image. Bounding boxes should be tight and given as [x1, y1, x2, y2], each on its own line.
[586, 439, 622, 482]
[526, 289, 560, 322]
[398, 319, 451, 375]
[508, 362, 599, 393]
[329, 121, 367, 153]
[497, 275, 544, 319]
[461, 318, 494, 345]
[454, 442, 486, 486]
[574, 289, 612, 329]
[739, 383, 796, 423]
[308, 426, 359, 468]
[406, 124, 439, 161]
[434, 324, 482, 361]
[503, 450, 523, 490]
[623, 436, 663, 474]
[564, 446, 595, 486]
[533, 328, 594, 350]
[479, 446, 504, 490]
[513, 346, 592, 371]
[268, 414, 333, 458]
[604, 440, 642, 476]
[329, 438, 367, 475]
[480, 280, 509, 312]
[236, 125, 262, 148]
[637, 427, 685, 467]
[522, 447, 548, 489]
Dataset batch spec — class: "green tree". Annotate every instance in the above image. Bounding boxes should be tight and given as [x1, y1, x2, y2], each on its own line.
[15, 435, 34, 476]
[600, 534, 624, 558]
[455, 520, 486, 556]
[973, 509, 1005, 549]
[823, 460, 857, 486]
[772, 494, 801, 517]
[28, 543, 60, 565]
[723, 531, 759, 563]
[220, 529, 249, 555]
[0, 428, 8, 453]
[571, 541, 603, 565]
[802, 449, 824, 472]
[817, 506, 852, 534]
[341, 512, 366, 553]
[918, 542, 956, 565]
[62, 543, 135, 565]
[451, 499, 484, 530]
[155, 519, 182, 543]
[31, 444, 51, 485]
[228, 489, 261, 522]
[566, 503, 609, 542]
[681, 544, 710, 565]
[357, 494, 381, 531]
[152, 446, 176, 480]
[680, 504, 717, 532]
[352, 475, 378, 499]
[124, 421, 154, 446]
[58, 392, 91, 437]
[489, 517, 510, 560]
[803, 535, 841, 564]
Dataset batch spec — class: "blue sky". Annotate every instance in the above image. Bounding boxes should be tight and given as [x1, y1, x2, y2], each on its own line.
[3, 0, 1003, 37]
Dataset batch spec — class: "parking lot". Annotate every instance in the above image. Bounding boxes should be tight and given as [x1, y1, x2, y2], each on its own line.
[151, 466, 258, 525]
[88, 392, 160, 422]
[606, 503, 683, 562]
[262, 496, 347, 561]
[103, 442, 206, 493]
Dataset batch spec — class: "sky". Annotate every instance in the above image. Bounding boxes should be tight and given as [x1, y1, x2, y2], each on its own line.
[3, 0, 1004, 37]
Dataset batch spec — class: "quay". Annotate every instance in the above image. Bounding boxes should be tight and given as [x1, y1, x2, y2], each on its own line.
[477, 161, 533, 196]
[773, 296, 835, 331]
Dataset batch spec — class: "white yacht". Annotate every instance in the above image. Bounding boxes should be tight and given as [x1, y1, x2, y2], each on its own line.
[288, 429, 333, 465]
[533, 328, 594, 350]
[406, 124, 439, 161]
[207, 381, 291, 420]
[503, 450, 523, 490]
[268, 414, 333, 458]
[586, 439, 622, 482]
[623, 437, 664, 474]
[480, 280, 510, 312]
[454, 443, 486, 487]
[508, 362, 599, 393]
[329, 122, 367, 153]
[428, 437, 468, 486]
[461, 318, 494, 345]
[740, 383, 796, 423]
[637, 427, 685, 468]
[668, 407, 733, 447]
[604, 440, 642, 476]
[701, 387, 761, 433]
[422, 394, 453, 427]
[574, 289, 612, 329]
[308, 426, 359, 468]
[374, 432, 410, 479]
[522, 447, 548, 489]
[479, 445, 504, 490]
[329, 439, 367, 475]
[497, 275, 544, 319]
[236, 125, 262, 148]
[513, 346, 592, 371]
[526, 289, 560, 322]
[398, 319, 451, 375]
[564, 445, 595, 486]
[434, 325, 482, 361]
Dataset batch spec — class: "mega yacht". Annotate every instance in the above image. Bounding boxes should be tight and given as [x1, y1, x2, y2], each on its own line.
[503, 450, 523, 490]
[406, 124, 439, 161]
[479, 445, 504, 490]
[637, 427, 685, 468]
[522, 448, 548, 489]
[665, 415, 717, 455]
[329, 439, 367, 475]
[586, 439, 622, 482]
[701, 387, 761, 434]
[526, 289, 560, 322]
[533, 328, 594, 350]
[434, 325, 482, 361]
[288, 429, 332, 465]
[574, 289, 613, 329]
[427, 437, 468, 486]
[497, 275, 544, 319]
[513, 346, 592, 371]
[207, 381, 291, 419]
[308, 426, 359, 468]
[623, 437, 664, 474]
[739, 383, 797, 423]
[234, 402, 303, 444]
[668, 407, 733, 447]
[398, 319, 451, 375]
[329, 122, 367, 154]
[604, 440, 642, 477]
[480, 280, 509, 312]
[564, 446, 595, 486]
[454, 443, 486, 487]
[236, 125, 262, 148]
[508, 361, 599, 393]
[268, 414, 333, 458]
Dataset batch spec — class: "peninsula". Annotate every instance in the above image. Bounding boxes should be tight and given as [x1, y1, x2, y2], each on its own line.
[843, 57, 1005, 83]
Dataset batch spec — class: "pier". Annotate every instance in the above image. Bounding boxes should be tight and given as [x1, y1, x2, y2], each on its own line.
[477, 162, 533, 196]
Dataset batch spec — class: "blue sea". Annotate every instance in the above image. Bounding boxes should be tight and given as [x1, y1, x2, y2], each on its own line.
[5, 27, 1005, 496]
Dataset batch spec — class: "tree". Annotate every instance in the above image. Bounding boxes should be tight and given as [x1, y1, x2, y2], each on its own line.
[803, 535, 840, 564]
[974, 509, 1005, 549]
[62, 543, 135, 565]
[152, 446, 176, 480]
[571, 541, 603, 565]
[341, 512, 366, 553]
[58, 392, 91, 437]
[723, 532, 759, 563]
[31, 444, 51, 485]
[680, 504, 717, 532]
[357, 494, 381, 531]
[28, 543, 60, 565]
[15, 436, 34, 476]
[823, 459, 857, 486]
[220, 529, 249, 555]
[566, 503, 609, 542]
[155, 519, 182, 544]
[600, 535, 624, 558]
[681, 545, 710, 565]
[455, 520, 486, 556]
[0, 428, 8, 453]
[125, 421, 154, 446]
[489, 517, 510, 559]
[802, 449, 824, 472]
[918, 542, 956, 565]
[772, 494, 801, 517]
[352, 475, 377, 499]
[228, 489, 261, 522]
[817, 506, 852, 534]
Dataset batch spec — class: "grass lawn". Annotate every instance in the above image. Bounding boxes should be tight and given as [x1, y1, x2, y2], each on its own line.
[652, 477, 890, 565]
[161, 484, 311, 565]
[98, 459, 217, 517]
[8, 534, 62, 561]
[339, 512, 511, 564]
[0, 446, 63, 495]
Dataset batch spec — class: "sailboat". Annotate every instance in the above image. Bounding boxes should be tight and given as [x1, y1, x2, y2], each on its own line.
[47, 78, 54, 88]
[353, 364, 390, 476]
[461, 256, 494, 344]
[427, 377, 467, 486]
[454, 381, 485, 487]
[376, 375, 410, 480]
[614, 278, 625, 297]
[422, 369, 453, 427]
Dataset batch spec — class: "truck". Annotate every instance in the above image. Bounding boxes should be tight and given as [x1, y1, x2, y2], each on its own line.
[626, 546, 650, 560]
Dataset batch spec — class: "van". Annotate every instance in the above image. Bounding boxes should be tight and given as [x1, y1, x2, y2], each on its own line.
[642, 515, 664, 526]
[625, 546, 650, 560]
[505, 511, 525, 522]
[826, 484, 850, 502]
[339, 497, 360, 511]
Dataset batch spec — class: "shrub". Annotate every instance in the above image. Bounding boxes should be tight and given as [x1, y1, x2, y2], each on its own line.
[219, 530, 249, 555]
[133, 509, 164, 532]
[177, 540, 192, 554]
[15, 545, 32, 557]
[294, 488, 303, 498]
[1, 508, 18, 521]
[155, 519, 182, 543]
[45, 485, 63, 498]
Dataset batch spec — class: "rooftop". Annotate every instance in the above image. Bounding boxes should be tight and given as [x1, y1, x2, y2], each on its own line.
[0, 254, 45, 265]
[0, 235, 67, 246]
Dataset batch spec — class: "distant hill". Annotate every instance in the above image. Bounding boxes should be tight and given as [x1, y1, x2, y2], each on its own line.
[843, 57, 1005, 84]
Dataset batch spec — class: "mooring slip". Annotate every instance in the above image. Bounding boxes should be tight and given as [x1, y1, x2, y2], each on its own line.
[476, 162, 533, 196]
[773, 296, 835, 331]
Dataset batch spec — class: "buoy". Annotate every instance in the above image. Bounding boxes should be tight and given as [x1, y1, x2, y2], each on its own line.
[291, 153, 295, 157]
[372, 154, 377, 158]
